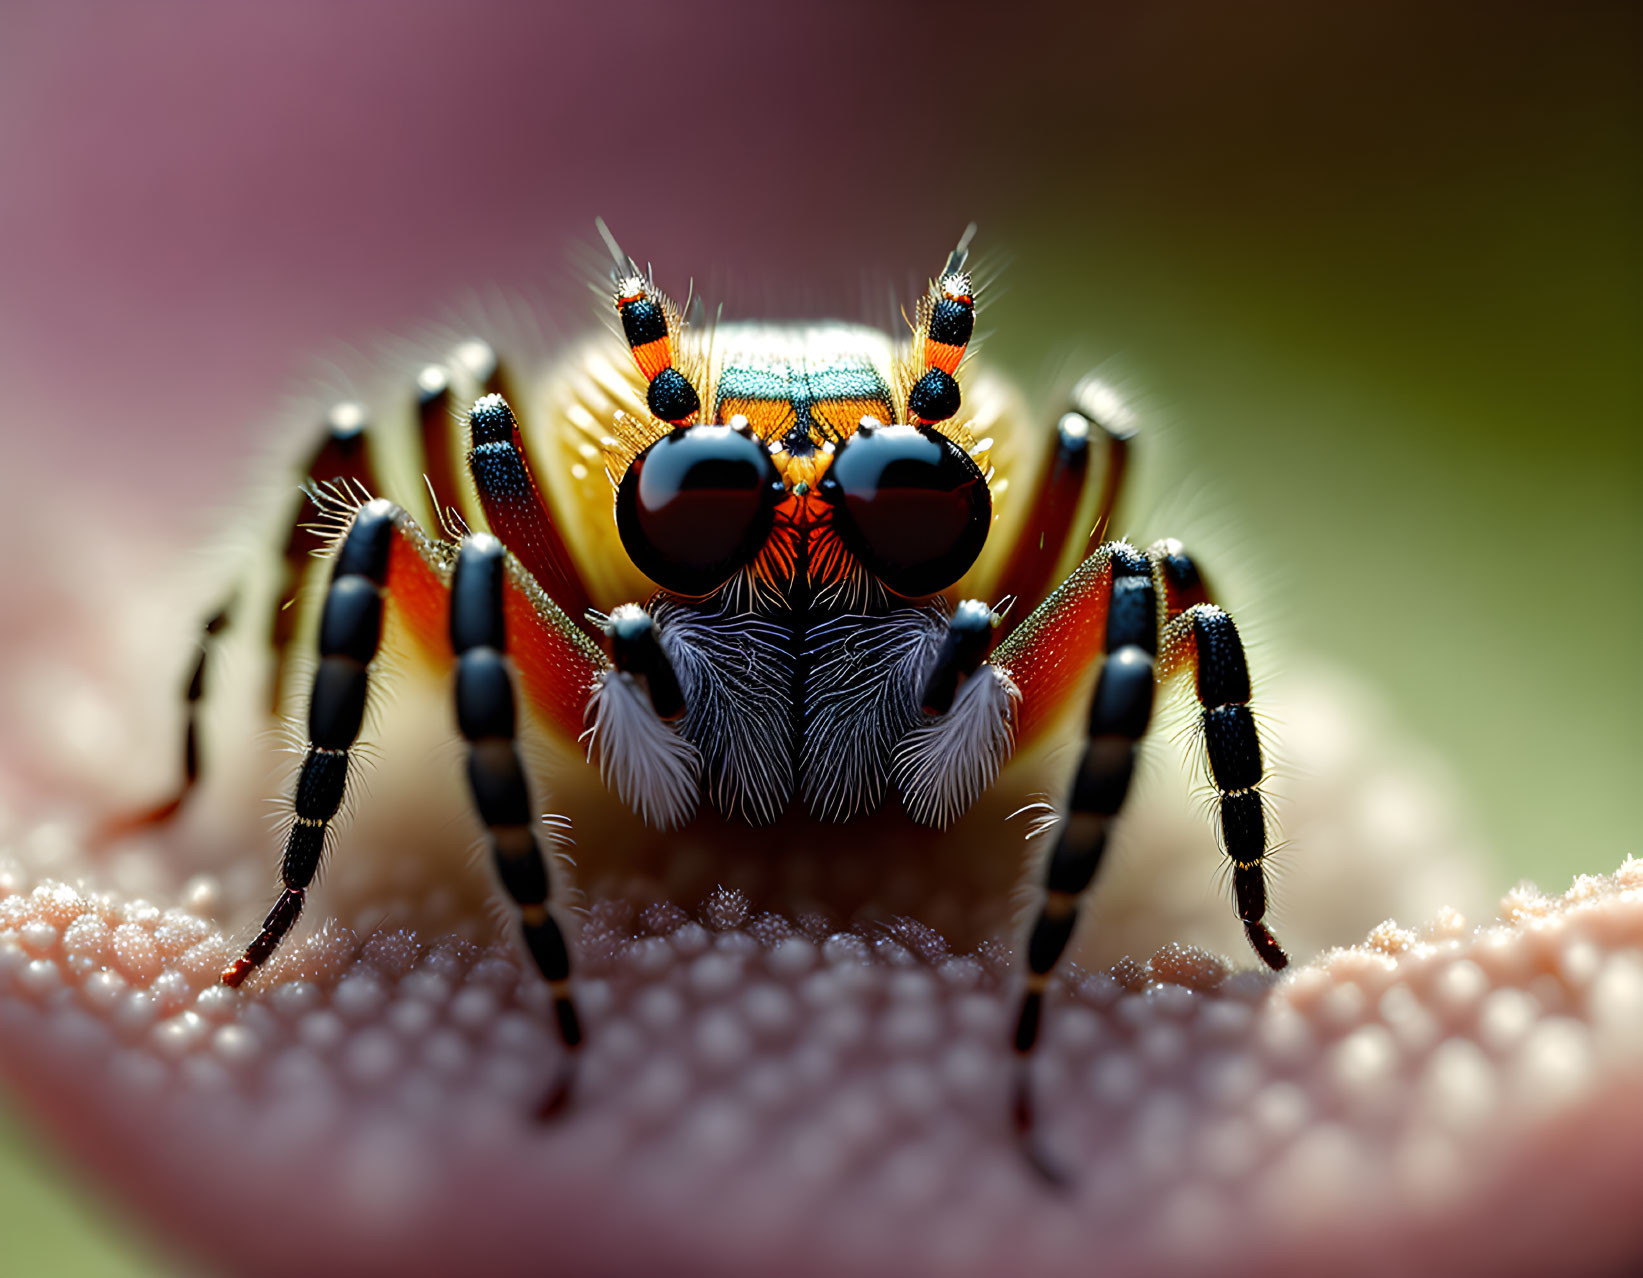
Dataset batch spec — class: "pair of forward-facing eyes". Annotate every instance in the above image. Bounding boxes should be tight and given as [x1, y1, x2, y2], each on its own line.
[616, 417, 992, 598]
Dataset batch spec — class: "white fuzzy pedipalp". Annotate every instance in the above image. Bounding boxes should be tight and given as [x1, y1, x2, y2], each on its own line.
[582, 669, 701, 831]
[893, 663, 1021, 829]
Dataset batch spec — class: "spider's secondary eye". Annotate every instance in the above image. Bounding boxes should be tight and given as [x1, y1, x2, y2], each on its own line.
[616, 425, 785, 596]
[819, 424, 991, 597]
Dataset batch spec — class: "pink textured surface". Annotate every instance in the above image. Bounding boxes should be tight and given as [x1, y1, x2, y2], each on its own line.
[2, 843, 1643, 1276]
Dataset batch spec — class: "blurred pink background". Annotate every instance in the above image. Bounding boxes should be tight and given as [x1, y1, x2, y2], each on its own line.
[2, 3, 1003, 527]
[7, 2, 1630, 530]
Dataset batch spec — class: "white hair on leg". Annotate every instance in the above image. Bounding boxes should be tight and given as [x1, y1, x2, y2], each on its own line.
[582, 670, 701, 830]
[893, 663, 1021, 829]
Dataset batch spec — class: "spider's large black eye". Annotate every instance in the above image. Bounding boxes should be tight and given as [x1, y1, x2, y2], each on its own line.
[616, 425, 785, 596]
[819, 424, 991, 597]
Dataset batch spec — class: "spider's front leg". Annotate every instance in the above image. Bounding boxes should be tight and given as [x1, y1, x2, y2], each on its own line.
[220, 499, 412, 986]
[992, 538, 1288, 1168]
[220, 491, 605, 995]
[448, 532, 584, 1109]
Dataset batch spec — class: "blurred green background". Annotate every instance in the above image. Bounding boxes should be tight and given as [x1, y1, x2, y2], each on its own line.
[1008, 3, 1639, 887]
[1, 2, 1636, 1273]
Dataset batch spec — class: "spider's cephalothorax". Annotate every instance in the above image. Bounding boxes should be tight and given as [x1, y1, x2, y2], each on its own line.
[598, 305, 1002, 831]
[136, 225, 1288, 1163]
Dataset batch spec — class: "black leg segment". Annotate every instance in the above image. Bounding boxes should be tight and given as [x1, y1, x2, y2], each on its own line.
[908, 230, 976, 426]
[600, 603, 685, 721]
[222, 499, 397, 987]
[1161, 586, 1288, 973]
[1009, 541, 1161, 1180]
[270, 401, 381, 711]
[1012, 543, 1157, 1067]
[993, 376, 1138, 619]
[449, 534, 584, 1089]
[1007, 538, 1289, 1179]
[919, 598, 997, 716]
[598, 225, 703, 429]
[415, 364, 467, 525]
[100, 596, 234, 838]
[182, 601, 233, 791]
[466, 393, 594, 630]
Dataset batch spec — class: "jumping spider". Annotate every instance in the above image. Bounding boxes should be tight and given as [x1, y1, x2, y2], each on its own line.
[130, 223, 1288, 1164]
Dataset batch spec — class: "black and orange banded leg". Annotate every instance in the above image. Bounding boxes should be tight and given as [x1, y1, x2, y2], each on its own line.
[222, 500, 399, 988]
[178, 601, 233, 806]
[271, 401, 382, 711]
[1011, 542, 1157, 1177]
[993, 376, 1139, 616]
[597, 220, 701, 427]
[450, 336, 516, 408]
[98, 597, 233, 837]
[1150, 541, 1288, 972]
[415, 363, 467, 524]
[908, 226, 976, 427]
[1009, 539, 1288, 1175]
[450, 534, 583, 1112]
[1075, 377, 1138, 552]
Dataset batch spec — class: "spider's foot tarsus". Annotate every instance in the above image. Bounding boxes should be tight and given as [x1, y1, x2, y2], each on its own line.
[221, 886, 306, 987]
[533, 1053, 580, 1122]
[1011, 1066, 1073, 1190]
[1246, 920, 1289, 971]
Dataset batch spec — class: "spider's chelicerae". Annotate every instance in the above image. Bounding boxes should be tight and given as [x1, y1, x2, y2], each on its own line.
[134, 224, 1288, 1167]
